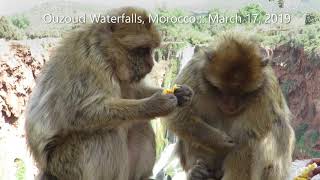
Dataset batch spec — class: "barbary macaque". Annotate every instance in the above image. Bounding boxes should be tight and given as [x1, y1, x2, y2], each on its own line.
[165, 32, 295, 180]
[25, 7, 193, 180]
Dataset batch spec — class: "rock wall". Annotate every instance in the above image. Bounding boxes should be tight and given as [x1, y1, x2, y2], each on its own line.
[0, 38, 58, 180]
[272, 43, 320, 159]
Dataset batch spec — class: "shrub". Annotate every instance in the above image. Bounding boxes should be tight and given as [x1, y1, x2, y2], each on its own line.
[0, 16, 24, 40]
[10, 15, 30, 29]
[237, 4, 267, 24]
[305, 12, 320, 25]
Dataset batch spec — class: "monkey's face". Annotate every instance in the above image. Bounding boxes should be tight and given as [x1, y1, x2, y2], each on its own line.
[104, 7, 161, 83]
[127, 46, 155, 82]
[203, 56, 263, 116]
[205, 82, 249, 115]
[203, 33, 265, 115]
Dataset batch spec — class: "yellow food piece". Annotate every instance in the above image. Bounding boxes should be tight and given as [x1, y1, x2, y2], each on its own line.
[163, 85, 180, 94]
[294, 177, 307, 180]
[294, 163, 318, 180]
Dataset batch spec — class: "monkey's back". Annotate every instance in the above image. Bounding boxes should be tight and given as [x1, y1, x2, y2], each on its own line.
[24, 29, 128, 179]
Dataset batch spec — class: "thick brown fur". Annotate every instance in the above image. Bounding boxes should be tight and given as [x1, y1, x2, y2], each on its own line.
[204, 33, 264, 94]
[25, 7, 192, 180]
[165, 32, 295, 180]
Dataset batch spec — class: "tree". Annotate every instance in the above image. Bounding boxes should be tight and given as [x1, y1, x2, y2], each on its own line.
[237, 4, 267, 24]
[0, 17, 24, 40]
[268, 0, 284, 8]
[10, 15, 30, 29]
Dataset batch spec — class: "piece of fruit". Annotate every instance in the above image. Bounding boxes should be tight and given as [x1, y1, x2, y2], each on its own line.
[163, 85, 180, 94]
[294, 163, 318, 180]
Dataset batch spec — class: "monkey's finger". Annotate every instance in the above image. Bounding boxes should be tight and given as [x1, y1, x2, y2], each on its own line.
[220, 134, 236, 146]
[174, 92, 193, 99]
[165, 93, 176, 98]
[165, 94, 178, 101]
[177, 97, 191, 106]
[174, 87, 193, 96]
[224, 140, 236, 147]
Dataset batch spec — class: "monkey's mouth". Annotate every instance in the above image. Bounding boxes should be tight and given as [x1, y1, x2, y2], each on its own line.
[218, 95, 243, 115]
[218, 105, 242, 115]
[132, 73, 147, 82]
[132, 67, 153, 82]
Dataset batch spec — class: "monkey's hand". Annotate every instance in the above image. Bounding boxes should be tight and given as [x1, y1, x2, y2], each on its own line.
[211, 130, 235, 152]
[174, 85, 194, 107]
[187, 160, 217, 180]
[145, 91, 178, 117]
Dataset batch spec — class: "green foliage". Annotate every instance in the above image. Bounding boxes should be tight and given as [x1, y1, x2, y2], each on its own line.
[163, 59, 180, 88]
[10, 15, 30, 29]
[278, 0, 284, 8]
[289, 24, 320, 53]
[310, 131, 320, 144]
[305, 12, 320, 25]
[237, 4, 267, 24]
[0, 17, 24, 40]
[268, 0, 284, 8]
[153, 58, 180, 159]
[14, 158, 26, 180]
[279, 79, 296, 100]
[151, 120, 168, 159]
[295, 123, 309, 142]
[154, 8, 211, 57]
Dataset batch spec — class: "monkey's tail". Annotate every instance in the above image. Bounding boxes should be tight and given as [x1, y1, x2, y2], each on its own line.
[36, 171, 58, 180]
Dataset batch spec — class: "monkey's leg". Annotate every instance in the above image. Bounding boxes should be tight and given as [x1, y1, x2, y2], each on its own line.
[128, 122, 156, 180]
[261, 163, 283, 180]
[221, 146, 253, 180]
[46, 129, 129, 180]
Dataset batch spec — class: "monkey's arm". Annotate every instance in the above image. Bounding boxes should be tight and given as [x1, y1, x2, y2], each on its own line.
[135, 82, 194, 107]
[72, 92, 176, 130]
[166, 109, 234, 151]
[135, 85, 162, 99]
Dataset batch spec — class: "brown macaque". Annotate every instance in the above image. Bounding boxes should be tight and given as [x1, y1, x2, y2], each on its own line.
[25, 7, 193, 180]
[165, 32, 295, 180]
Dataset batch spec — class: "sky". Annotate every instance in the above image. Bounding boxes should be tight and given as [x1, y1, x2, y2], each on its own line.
[0, 0, 320, 15]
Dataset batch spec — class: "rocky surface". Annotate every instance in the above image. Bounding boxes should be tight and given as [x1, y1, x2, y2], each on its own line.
[272, 43, 320, 159]
[0, 38, 58, 179]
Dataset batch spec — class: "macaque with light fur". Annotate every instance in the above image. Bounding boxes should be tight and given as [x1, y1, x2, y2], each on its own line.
[25, 7, 193, 180]
[165, 32, 295, 180]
